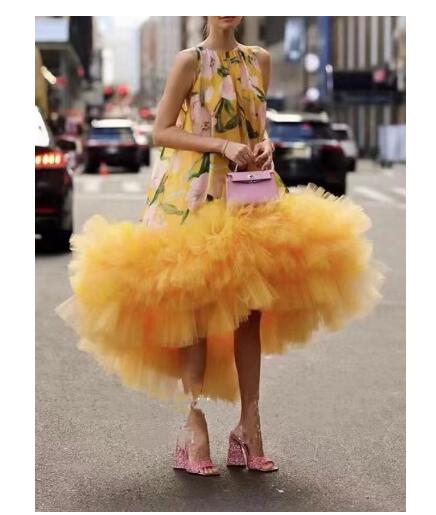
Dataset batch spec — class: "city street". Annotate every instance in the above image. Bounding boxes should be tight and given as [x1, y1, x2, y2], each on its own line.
[35, 160, 405, 512]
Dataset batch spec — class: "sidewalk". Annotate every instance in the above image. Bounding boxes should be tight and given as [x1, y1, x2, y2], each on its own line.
[357, 158, 406, 174]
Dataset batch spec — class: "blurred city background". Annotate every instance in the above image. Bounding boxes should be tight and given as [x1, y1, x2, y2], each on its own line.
[35, 16, 405, 512]
[35, 16, 406, 160]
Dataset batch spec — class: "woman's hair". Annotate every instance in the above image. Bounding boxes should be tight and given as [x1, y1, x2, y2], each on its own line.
[203, 18, 210, 37]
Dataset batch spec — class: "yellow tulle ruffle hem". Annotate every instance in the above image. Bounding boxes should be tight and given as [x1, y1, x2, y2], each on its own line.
[55, 185, 384, 406]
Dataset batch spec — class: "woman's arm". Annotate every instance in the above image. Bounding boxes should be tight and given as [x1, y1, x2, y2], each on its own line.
[152, 49, 255, 167]
[152, 49, 224, 154]
[254, 46, 272, 95]
[252, 47, 275, 169]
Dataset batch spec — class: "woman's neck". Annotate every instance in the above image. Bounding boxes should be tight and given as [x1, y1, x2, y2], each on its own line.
[201, 30, 239, 52]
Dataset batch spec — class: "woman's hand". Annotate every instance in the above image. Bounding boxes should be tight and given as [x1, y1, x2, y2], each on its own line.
[253, 140, 274, 170]
[222, 141, 255, 168]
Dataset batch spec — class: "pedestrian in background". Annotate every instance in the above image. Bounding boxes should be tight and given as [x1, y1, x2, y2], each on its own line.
[56, 16, 383, 477]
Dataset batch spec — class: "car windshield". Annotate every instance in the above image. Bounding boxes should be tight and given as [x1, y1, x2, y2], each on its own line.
[268, 121, 335, 142]
[89, 127, 134, 141]
[332, 129, 350, 141]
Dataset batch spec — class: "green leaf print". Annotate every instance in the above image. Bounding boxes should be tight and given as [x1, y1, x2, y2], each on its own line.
[185, 155, 204, 179]
[214, 98, 226, 133]
[225, 116, 239, 131]
[253, 85, 266, 102]
[180, 209, 190, 224]
[222, 98, 235, 116]
[160, 203, 185, 216]
[217, 66, 230, 77]
[188, 153, 210, 179]
[148, 174, 167, 205]
[245, 119, 259, 139]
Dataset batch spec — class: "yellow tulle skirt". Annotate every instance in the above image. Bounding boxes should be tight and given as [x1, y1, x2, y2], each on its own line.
[55, 185, 384, 406]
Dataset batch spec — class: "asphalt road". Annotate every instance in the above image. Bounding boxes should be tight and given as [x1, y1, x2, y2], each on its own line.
[36, 159, 405, 512]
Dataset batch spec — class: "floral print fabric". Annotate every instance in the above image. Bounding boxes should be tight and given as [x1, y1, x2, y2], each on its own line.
[142, 44, 283, 228]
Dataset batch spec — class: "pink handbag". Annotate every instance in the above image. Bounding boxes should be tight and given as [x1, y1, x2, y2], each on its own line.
[226, 166, 279, 206]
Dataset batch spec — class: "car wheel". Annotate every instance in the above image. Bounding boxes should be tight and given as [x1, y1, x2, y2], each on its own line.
[52, 228, 72, 252]
[142, 149, 150, 166]
[128, 163, 140, 173]
[85, 163, 98, 173]
[328, 184, 346, 197]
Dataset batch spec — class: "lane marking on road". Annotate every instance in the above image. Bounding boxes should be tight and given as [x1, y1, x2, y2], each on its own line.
[392, 187, 406, 198]
[80, 179, 102, 193]
[353, 186, 397, 204]
[75, 193, 145, 200]
[347, 200, 405, 210]
[121, 181, 143, 193]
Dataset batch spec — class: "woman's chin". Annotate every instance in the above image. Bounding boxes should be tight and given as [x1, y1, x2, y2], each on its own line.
[218, 17, 240, 30]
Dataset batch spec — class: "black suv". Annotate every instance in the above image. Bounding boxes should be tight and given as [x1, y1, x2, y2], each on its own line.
[85, 119, 141, 173]
[267, 111, 348, 197]
[35, 106, 73, 250]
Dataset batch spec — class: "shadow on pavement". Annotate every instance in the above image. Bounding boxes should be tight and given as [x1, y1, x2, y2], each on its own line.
[63, 469, 351, 512]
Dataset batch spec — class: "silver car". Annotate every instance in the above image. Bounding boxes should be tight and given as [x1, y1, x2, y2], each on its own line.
[331, 123, 358, 172]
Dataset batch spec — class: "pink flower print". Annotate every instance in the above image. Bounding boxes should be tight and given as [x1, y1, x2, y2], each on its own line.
[186, 172, 209, 210]
[240, 64, 251, 90]
[190, 94, 212, 136]
[143, 204, 165, 228]
[221, 76, 236, 100]
[202, 50, 218, 79]
[150, 160, 166, 190]
[208, 171, 225, 199]
[205, 85, 214, 104]
[250, 74, 259, 88]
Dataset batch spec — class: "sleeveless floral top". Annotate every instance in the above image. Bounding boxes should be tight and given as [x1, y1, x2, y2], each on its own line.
[142, 44, 284, 228]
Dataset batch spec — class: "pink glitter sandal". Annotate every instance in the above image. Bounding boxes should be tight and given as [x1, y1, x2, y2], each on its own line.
[174, 441, 220, 476]
[227, 431, 278, 472]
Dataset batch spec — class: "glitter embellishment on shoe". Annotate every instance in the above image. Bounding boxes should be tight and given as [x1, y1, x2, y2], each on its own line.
[174, 443, 220, 476]
[227, 431, 278, 472]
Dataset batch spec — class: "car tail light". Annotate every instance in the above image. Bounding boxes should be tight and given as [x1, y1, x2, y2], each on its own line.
[35, 207, 58, 214]
[35, 150, 66, 169]
[321, 144, 344, 156]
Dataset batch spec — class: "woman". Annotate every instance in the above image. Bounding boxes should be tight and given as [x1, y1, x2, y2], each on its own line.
[56, 17, 383, 477]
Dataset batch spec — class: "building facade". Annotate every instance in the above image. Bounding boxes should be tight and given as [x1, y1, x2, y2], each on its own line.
[138, 16, 406, 157]
[330, 16, 406, 157]
[239, 16, 406, 157]
[139, 17, 183, 105]
[35, 16, 94, 112]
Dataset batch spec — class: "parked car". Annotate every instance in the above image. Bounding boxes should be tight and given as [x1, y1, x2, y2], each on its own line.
[133, 122, 151, 166]
[55, 134, 84, 170]
[35, 106, 73, 250]
[267, 111, 348, 197]
[84, 119, 141, 173]
[331, 123, 358, 171]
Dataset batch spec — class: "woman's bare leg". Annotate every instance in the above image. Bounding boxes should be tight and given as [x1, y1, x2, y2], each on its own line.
[179, 338, 218, 474]
[233, 311, 274, 469]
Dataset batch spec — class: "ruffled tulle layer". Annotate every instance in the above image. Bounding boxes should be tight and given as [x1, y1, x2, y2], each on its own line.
[56, 185, 384, 405]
